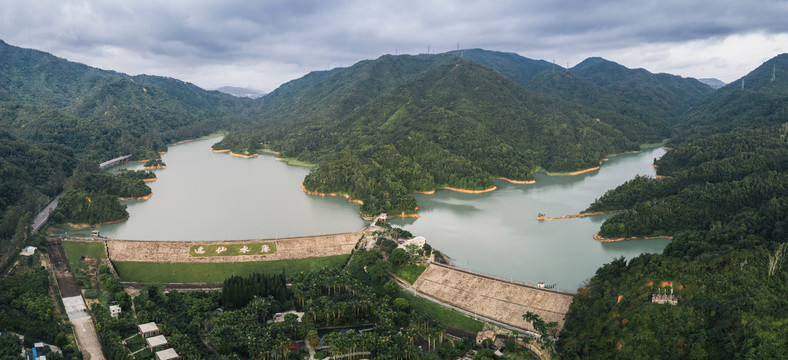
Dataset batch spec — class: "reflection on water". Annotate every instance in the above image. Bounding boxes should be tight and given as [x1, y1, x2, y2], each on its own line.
[97, 137, 366, 241]
[390, 147, 671, 291]
[95, 137, 670, 291]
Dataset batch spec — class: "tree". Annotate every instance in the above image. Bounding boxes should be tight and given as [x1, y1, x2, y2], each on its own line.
[389, 248, 410, 267]
[524, 311, 557, 356]
[0, 334, 23, 360]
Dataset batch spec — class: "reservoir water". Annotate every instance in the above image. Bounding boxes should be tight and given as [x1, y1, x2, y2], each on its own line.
[99, 137, 670, 290]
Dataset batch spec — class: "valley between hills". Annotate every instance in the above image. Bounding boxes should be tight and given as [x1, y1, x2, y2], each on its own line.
[0, 39, 786, 359]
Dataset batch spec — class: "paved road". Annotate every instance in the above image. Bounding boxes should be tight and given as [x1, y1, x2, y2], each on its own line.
[32, 193, 64, 234]
[71, 317, 105, 360]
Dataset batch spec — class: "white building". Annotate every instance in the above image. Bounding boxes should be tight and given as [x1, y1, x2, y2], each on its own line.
[109, 305, 121, 318]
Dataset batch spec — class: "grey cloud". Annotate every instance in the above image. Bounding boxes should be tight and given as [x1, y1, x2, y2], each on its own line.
[1, 0, 786, 89]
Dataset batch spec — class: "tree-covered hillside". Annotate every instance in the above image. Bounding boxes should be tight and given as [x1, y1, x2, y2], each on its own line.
[0, 39, 250, 262]
[0, 132, 75, 264]
[0, 39, 250, 161]
[675, 54, 788, 142]
[558, 55, 788, 359]
[445, 50, 713, 142]
[447, 48, 555, 86]
[570, 57, 713, 122]
[218, 56, 638, 216]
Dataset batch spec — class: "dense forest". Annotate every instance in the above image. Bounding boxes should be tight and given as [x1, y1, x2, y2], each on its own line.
[558, 55, 788, 358]
[0, 39, 250, 254]
[2, 37, 788, 358]
[215, 55, 668, 216]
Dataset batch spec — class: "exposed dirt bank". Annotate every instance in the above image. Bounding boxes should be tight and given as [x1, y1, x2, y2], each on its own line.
[593, 233, 674, 243]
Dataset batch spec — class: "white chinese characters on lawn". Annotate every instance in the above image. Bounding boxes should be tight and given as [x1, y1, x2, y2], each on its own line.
[194, 246, 206, 254]
[215, 246, 228, 254]
[240, 246, 250, 253]
[261, 245, 270, 253]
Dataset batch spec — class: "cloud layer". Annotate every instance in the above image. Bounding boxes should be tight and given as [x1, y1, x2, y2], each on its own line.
[2, 1, 787, 91]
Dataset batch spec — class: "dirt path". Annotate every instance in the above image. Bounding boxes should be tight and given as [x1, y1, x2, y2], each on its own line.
[48, 238, 82, 297]
[48, 238, 105, 359]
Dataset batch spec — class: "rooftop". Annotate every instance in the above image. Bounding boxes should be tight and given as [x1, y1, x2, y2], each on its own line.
[146, 335, 167, 348]
[155, 348, 179, 360]
[138, 322, 159, 333]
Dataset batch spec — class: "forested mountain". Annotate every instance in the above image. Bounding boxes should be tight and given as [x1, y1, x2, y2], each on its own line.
[525, 71, 665, 142]
[698, 78, 725, 89]
[217, 55, 638, 216]
[558, 55, 788, 359]
[674, 54, 788, 141]
[570, 57, 714, 120]
[0, 39, 250, 262]
[2, 38, 786, 357]
[447, 48, 556, 86]
[0, 39, 250, 161]
[446, 50, 713, 142]
[0, 132, 75, 263]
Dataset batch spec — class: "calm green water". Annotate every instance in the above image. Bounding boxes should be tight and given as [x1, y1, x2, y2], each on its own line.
[98, 137, 366, 240]
[389, 147, 671, 291]
[98, 137, 670, 290]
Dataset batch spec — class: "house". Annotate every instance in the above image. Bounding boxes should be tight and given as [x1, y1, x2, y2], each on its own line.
[397, 236, 426, 249]
[91, 229, 100, 238]
[20, 246, 37, 256]
[155, 348, 179, 360]
[32, 342, 45, 360]
[146, 335, 168, 352]
[109, 305, 121, 318]
[138, 322, 160, 338]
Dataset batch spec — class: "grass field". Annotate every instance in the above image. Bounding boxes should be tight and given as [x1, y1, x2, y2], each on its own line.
[62, 241, 105, 268]
[400, 292, 484, 333]
[393, 264, 427, 285]
[113, 255, 349, 282]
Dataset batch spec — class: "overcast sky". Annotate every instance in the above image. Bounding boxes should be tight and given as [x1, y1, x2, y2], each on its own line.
[2, 1, 787, 92]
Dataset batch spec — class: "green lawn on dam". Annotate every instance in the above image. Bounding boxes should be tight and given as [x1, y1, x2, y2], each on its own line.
[89, 137, 671, 290]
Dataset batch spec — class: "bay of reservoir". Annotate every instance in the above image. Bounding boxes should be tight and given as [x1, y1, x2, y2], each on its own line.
[99, 137, 670, 290]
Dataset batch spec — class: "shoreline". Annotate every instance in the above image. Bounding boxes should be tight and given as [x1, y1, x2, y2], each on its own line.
[361, 212, 420, 221]
[229, 151, 258, 158]
[212, 149, 230, 153]
[141, 177, 158, 182]
[412, 189, 436, 194]
[442, 186, 497, 194]
[536, 210, 620, 221]
[300, 184, 364, 205]
[497, 177, 535, 184]
[545, 166, 601, 176]
[68, 215, 130, 229]
[593, 233, 674, 243]
[118, 192, 153, 201]
[142, 165, 167, 169]
[274, 156, 316, 167]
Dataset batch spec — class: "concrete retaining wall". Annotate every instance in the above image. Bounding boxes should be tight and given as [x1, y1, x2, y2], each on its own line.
[64, 232, 361, 263]
[412, 263, 574, 333]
